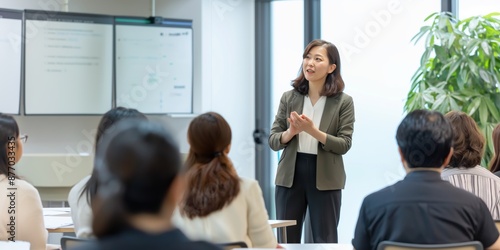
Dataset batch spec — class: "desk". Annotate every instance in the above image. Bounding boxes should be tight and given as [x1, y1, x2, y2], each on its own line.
[236, 243, 353, 250]
[43, 208, 74, 233]
[269, 220, 296, 244]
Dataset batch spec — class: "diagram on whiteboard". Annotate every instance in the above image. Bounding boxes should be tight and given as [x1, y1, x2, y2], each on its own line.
[115, 24, 193, 114]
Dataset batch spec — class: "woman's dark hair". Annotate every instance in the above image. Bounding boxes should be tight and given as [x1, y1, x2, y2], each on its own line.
[489, 124, 500, 173]
[92, 119, 181, 237]
[396, 110, 453, 168]
[180, 112, 240, 218]
[292, 39, 344, 97]
[444, 111, 484, 169]
[0, 114, 20, 178]
[79, 107, 147, 205]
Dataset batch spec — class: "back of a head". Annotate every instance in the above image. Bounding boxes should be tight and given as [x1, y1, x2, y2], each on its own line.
[186, 112, 232, 164]
[396, 110, 453, 168]
[92, 119, 181, 237]
[182, 112, 240, 218]
[444, 111, 485, 168]
[0, 114, 19, 177]
[95, 107, 147, 150]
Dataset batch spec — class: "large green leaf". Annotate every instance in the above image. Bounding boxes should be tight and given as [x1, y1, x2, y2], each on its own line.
[434, 45, 447, 62]
[467, 97, 482, 116]
[481, 41, 492, 56]
[431, 95, 447, 111]
[468, 18, 480, 32]
[446, 58, 462, 81]
[479, 99, 489, 125]
[485, 96, 500, 121]
[479, 69, 492, 83]
[449, 95, 461, 110]
[411, 26, 431, 44]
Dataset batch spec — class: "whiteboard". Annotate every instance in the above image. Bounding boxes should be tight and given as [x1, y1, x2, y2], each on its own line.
[115, 21, 193, 114]
[24, 11, 113, 115]
[0, 9, 22, 115]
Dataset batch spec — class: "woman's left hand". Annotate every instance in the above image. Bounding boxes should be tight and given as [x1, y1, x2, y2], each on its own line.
[297, 113, 315, 134]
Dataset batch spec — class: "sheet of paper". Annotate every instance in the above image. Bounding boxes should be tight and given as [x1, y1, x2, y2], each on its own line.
[44, 216, 73, 229]
[43, 207, 71, 216]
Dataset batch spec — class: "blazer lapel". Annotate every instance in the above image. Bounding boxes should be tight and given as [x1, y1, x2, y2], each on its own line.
[291, 91, 304, 114]
[319, 95, 339, 132]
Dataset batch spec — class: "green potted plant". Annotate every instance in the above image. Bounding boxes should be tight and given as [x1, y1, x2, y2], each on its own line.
[405, 12, 500, 165]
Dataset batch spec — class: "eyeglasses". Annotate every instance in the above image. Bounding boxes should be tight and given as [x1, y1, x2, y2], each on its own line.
[20, 134, 28, 143]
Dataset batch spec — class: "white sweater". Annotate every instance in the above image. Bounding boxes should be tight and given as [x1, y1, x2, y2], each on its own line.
[0, 175, 47, 250]
[67, 175, 93, 238]
[172, 178, 277, 248]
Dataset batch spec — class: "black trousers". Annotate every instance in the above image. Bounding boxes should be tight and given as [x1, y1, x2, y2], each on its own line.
[275, 152, 342, 243]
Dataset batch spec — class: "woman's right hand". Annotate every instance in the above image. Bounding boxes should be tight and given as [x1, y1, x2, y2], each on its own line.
[287, 111, 303, 135]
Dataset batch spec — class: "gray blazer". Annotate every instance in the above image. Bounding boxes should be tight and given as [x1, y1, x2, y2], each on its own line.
[269, 90, 355, 190]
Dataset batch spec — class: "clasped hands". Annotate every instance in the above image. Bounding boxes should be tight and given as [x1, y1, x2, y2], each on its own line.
[287, 111, 315, 135]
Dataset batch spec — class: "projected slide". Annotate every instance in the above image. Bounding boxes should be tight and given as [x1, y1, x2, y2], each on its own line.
[0, 9, 22, 114]
[24, 11, 113, 115]
[115, 21, 193, 114]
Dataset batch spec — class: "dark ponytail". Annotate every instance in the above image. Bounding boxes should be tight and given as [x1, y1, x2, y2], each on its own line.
[92, 187, 127, 237]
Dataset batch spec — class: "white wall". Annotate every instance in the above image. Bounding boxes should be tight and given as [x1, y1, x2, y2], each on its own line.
[0, 0, 256, 181]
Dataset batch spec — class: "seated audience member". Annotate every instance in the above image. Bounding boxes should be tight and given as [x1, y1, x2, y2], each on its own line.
[71, 120, 221, 250]
[0, 114, 47, 250]
[172, 112, 278, 248]
[68, 107, 146, 238]
[442, 111, 500, 220]
[489, 123, 500, 177]
[352, 110, 500, 250]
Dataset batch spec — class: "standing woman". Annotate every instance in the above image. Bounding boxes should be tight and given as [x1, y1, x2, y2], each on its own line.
[0, 114, 47, 250]
[269, 39, 355, 243]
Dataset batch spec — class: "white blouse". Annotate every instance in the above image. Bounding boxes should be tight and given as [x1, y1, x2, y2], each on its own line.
[298, 95, 326, 155]
[67, 175, 93, 238]
[172, 178, 277, 248]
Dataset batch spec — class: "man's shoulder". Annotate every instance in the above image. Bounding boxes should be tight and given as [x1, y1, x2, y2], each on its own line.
[362, 178, 485, 209]
[363, 183, 400, 203]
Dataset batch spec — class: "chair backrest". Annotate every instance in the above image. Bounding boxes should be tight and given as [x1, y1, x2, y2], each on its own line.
[495, 220, 500, 233]
[218, 241, 248, 250]
[60, 236, 92, 250]
[377, 241, 483, 250]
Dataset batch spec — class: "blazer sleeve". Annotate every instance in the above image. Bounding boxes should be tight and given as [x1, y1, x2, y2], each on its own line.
[322, 94, 355, 155]
[245, 180, 278, 248]
[269, 92, 290, 151]
[16, 181, 48, 250]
